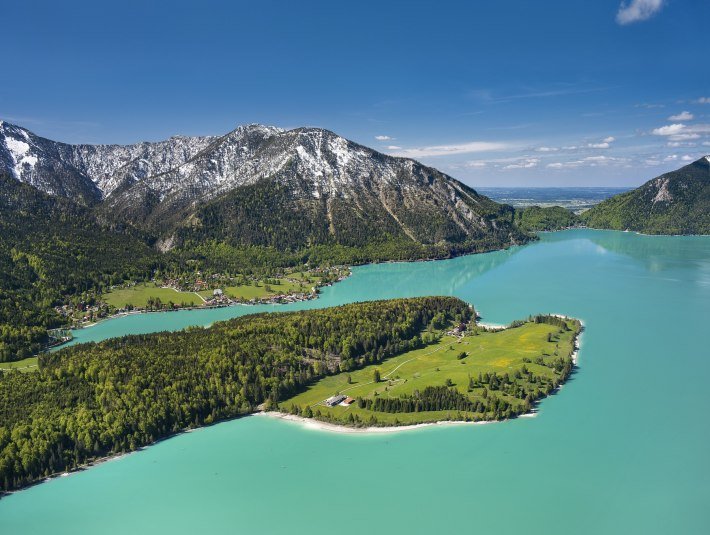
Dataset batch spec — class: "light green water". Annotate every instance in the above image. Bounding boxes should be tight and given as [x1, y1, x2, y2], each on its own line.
[2, 229, 709, 534]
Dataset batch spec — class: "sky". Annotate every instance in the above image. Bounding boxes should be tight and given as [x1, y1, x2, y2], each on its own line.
[1, 0, 708, 187]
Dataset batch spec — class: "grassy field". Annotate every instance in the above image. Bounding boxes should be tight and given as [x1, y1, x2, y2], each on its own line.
[104, 273, 326, 308]
[218, 278, 314, 301]
[0, 356, 38, 373]
[282, 318, 580, 426]
[287, 272, 322, 284]
[102, 283, 204, 308]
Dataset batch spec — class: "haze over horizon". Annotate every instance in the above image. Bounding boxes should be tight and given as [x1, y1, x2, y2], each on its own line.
[2, 0, 708, 187]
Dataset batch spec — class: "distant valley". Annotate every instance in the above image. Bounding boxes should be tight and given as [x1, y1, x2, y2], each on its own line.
[478, 186, 632, 211]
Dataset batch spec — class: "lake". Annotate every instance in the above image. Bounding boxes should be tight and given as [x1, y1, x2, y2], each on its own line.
[1, 229, 709, 534]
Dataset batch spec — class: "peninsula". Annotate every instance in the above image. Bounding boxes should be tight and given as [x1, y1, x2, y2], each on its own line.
[281, 312, 581, 427]
[0, 297, 580, 492]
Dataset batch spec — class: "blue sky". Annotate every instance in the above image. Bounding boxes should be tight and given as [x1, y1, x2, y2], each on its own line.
[2, 0, 708, 186]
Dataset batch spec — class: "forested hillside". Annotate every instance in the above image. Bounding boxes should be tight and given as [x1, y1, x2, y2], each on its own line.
[0, 173, 158, 361]
[0, 297, 471, 491]
[513, 206, 580, 232]
[581, 156, 710, 234]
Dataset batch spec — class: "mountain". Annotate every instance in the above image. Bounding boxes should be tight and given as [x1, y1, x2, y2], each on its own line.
[0, 120, 215, 205]
[1, 121, 527, 252]
[581, 157, 710, 235]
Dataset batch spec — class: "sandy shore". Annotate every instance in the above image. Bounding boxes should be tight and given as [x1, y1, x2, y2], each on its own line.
[253, 410, 523, 435]
[550, 314, 584, 365]
[477, 322, 506, 330]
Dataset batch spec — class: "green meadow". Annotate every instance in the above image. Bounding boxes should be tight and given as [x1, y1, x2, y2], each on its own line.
[102, 283, 204, 308]
[217, 278, 314, 301]
[282, 317, 580, 426]
[104, 278, 318, 308]
[0, 356, 38, 373]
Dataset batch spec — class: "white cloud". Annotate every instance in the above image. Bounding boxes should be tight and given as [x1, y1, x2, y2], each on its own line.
[385, 145, 401, 150]
[535, 146, 559, 152]
[464, 161, 488, 168]
[696, 97, 710, 104]
[586, 136, 615, 149]
[546, 156, 627, 169]
[455, 156, 541, 170]
[664, 154, 678, 161]
[375, 135, 394, 141]
[652, 123, 710, 142]
[652, 123, 686, 136]
[668, 111, 693, 121]
[681, 154, 694, 161]
[584, 156, 619, 163]
[390, 141, 509, 158]
[703, 141, 710, 147]
[616, 0, 664, 25]
[667, 141, 697, 148]
[502, 158, 540, 170]
[669, 133, 700, 141]
[645, 159, 662, 166]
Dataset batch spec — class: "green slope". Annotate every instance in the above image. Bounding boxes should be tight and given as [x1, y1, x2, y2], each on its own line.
[581, 157, 710, 234]
[0, 173, 158, 361]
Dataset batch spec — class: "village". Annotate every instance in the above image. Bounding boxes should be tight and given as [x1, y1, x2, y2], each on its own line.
[52, 266, 351, 328]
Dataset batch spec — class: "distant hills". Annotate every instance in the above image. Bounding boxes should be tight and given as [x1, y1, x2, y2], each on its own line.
[581, 156, 710, 235]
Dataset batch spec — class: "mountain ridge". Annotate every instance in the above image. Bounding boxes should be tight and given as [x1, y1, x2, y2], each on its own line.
[1, 120, 527, 250]
[581, 156, 710, 235]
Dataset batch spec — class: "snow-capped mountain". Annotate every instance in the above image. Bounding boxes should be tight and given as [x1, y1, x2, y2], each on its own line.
[1, 120, 524, 249]
[0, 120, 217, 204]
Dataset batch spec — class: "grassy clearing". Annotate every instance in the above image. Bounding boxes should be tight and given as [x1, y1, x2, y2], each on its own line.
[221, 278, 313, 300]
[102, 283, 203, 308]
[0, 356, 38, 373]
[282, 318, 580, 426]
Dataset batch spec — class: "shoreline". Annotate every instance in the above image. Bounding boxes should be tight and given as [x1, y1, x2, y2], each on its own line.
[564, 225, 710, 238]
[2, 312, 582, 496]
[253, 410, 503, 434]
[45, 272, 353, 351]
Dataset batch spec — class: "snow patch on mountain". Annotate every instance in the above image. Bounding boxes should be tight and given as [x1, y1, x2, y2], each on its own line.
[3, 134, 37, 179]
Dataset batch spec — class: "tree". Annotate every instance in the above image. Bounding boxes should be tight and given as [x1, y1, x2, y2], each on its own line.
[373, 369, 381, 383]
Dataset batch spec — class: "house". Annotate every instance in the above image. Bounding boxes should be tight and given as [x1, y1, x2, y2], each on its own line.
[325, 394, 346, 407]
[213, 288, 223, 296]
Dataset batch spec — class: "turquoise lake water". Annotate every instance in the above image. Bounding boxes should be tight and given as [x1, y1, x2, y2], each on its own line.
[1, 229, 709, 534]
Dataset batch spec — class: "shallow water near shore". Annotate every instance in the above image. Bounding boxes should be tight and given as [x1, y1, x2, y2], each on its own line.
[2, 229, 709, 534]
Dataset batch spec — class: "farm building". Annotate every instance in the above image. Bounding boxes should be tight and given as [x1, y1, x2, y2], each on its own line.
[325, 394, 346, 407]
